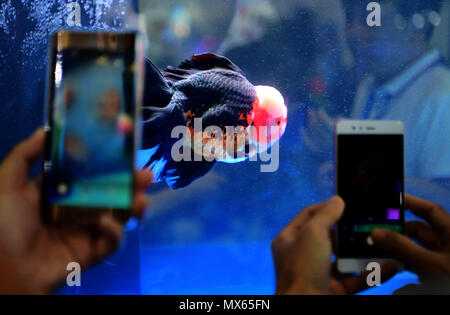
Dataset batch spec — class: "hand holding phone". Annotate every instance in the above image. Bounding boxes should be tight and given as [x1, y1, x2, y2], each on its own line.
[335, 120, 405, 273]
[272, 196, 398, 295]
[42, 31, 143, 225]
[0, 129, 152, 293]
[371, 194, 450, 291]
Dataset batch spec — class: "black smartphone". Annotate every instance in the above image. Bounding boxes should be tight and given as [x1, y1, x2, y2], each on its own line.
[42, 31, 143, 225]
[335, 120, 405, 273]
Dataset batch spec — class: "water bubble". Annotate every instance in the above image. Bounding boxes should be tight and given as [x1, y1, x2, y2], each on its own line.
[412, 13, 425, 30]
[0, 0, 134, 71]
[428, 11, 441, 27]
[0, 0, 16, 36]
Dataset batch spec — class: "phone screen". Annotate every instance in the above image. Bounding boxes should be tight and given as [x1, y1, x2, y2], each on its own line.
[337, 134, 404, 258]
[43, 47, 135, 211]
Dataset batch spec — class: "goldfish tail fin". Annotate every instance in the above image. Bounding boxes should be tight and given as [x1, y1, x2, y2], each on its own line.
[143, 58, 173, 108]
[142, 58, 184, 150]
[164, 158, 216, 190]
[141, 104, 186, 150]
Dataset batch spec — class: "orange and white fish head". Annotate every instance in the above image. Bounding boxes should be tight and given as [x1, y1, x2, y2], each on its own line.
[248, 85, 287, 153]
[187, 85, 287, 163]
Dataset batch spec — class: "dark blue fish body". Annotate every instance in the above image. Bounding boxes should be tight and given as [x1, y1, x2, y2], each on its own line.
[142, 54, 257, 189]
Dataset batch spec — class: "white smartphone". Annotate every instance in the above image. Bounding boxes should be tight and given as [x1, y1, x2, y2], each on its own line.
[335, 120, 405, 273]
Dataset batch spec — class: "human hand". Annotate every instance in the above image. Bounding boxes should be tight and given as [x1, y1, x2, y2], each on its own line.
[300, 107, 334, 160]
[371, 194, 450, 293]
[0, 129, 153, 294]
[272, 197, 398, 295]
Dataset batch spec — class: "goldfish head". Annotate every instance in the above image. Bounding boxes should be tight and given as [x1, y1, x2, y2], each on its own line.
[249, 85, 287, 151]
[186, 85, 287, 163]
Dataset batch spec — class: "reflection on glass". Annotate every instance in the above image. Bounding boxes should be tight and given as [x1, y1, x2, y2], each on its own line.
[139, 0, 450, 294]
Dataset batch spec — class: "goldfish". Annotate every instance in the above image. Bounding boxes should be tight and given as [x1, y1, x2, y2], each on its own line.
[141, 53, 287, 189]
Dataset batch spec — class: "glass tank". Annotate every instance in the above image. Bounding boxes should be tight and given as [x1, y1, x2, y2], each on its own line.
[138, 0, 450, 295]
[0, 0, 449, 294]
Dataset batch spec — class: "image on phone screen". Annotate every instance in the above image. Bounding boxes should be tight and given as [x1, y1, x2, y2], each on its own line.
[337, 134, 404, 258]
[43, 47, 135, 211]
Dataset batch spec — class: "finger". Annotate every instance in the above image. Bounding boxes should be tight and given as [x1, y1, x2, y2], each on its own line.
[405, 221, 439, 249]
[1, 129, 45, 187]
[13, 129, 45, 165]
[341, 261, 398, 294]
[405, 194, 450, 234]
[132, 193, 149, 219]
[309, 109, 328, 143]
[97, 215, 123, 246]
[285, 200, 330, 231]
[307, 107, 317, 127]
[51, 217, 123, 270]
[317, 108, 334, 128]
[79, 216, 123, 266]
[307, 108, 322, 135]
[300, 127, 320, 153]
[135, 170, 153, 191]
[275, 200, 330, 247]
[331, 229, 337, 254]
[371, 229, 442, 272]
[314, 109, 333, 144]
[311, 196, 345, 229]
[33, 176, 43, 188]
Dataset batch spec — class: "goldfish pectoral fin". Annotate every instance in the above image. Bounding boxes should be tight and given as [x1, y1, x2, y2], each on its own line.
[177, 53, 246, 77]
[164, 159, 217, 190]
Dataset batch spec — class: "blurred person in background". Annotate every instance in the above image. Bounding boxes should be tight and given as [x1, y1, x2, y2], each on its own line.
[302, 0, 450, 208]
[140, 0, 235, 66]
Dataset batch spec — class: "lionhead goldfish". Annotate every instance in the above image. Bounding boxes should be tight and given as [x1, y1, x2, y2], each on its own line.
[142, 53, 287, 189]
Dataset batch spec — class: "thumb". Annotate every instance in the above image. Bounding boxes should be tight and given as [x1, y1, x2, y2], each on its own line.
[312, 196, 345, 229]
[371, 229, 442, 273]
[15, 129, 45, 165]
[1, 129, 45, 188]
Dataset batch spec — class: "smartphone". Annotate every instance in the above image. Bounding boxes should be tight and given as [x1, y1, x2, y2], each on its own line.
[335, 120, 405, 273]
[42, 31, 143, 225]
